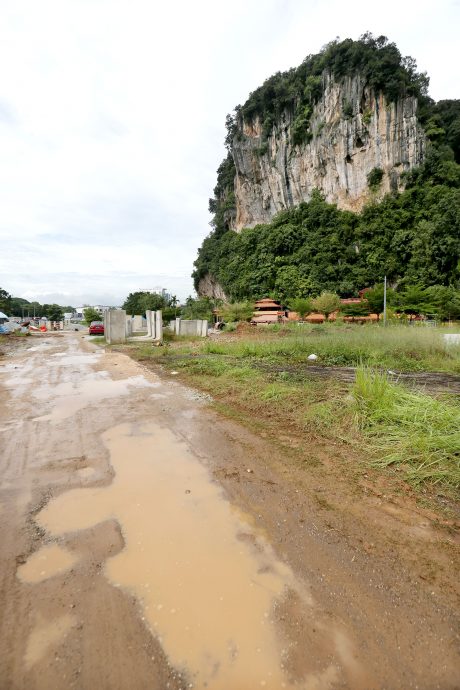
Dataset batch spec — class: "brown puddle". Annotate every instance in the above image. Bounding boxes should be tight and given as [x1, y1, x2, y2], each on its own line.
[17, 544, 77, 584]
[36, 422, 355, 689]
[33, 375, 154, 422]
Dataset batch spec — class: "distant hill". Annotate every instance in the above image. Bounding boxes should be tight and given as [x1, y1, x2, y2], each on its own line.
[194, 34, 460, 300]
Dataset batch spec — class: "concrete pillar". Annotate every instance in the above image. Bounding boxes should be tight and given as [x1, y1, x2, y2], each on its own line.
[200, 319, 208, 337]
[155, 310, 163, 342]
[105, 309, 127, 344]
[146, 310, 153, 337]
[175, 317, 181, 336]
[132, 314, 144, 331]
[126, 319, 132, 337]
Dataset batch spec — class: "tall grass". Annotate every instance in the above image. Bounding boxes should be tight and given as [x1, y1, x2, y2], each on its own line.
[204, 325, 460, 373]
[353, 368, 460, 490]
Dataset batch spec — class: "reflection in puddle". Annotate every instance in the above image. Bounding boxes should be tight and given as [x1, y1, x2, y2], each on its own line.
[17, 544, 77, 583]
[33, 375, 154, 422]
[37, 422, 309, 689]
[25, 614, 76, 669]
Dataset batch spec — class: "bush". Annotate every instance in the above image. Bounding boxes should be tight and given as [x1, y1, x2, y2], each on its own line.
[367, 167, 384, 190]
[311, 292, 341, 318]
[289, 297, 312, 319]
[220, 301, 254, 322]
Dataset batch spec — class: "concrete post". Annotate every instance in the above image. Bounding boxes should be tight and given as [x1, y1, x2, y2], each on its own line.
[175, 317, 181, 336]
[132, 314, 144, 331]
[200, 319, 208, 337]
[105, 309, 127, 344]
[146, 310, 153, 337]
[155, 310, 163, 343]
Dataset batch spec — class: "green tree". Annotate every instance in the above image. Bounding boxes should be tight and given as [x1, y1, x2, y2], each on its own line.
[220, 301, 254, 322]
[0, 288, 12, 315]
[365, 285, 396, 313]
[311, 291, 341, 319]
[425, 285, 460, 320]
[340, 301, 371, 316]
[122, 291, 167, 315]
[44, 304, 64, 321]
[395, 286, 435, 315]
[289, 297, 312, 319]
[181, 297, 214, 320]
[83, 307, 102, 324]
[274, 264, 311, 301]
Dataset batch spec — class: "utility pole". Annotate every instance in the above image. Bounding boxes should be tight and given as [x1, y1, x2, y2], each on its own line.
[383, 275, 387, 327]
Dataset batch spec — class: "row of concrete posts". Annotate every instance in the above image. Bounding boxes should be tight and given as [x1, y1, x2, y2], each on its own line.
[104, 311, 209, 344]
[104, 309, 163, 345]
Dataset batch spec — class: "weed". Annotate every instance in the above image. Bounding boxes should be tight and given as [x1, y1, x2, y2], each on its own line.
[353, 368, 460, 490]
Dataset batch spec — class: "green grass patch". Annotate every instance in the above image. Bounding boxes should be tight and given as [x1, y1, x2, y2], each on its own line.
[202, 325, 460, 373]
[353, 368, 460, 490]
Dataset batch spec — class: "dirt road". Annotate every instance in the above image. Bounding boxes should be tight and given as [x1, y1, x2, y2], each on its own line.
[0, 333, 459, 690]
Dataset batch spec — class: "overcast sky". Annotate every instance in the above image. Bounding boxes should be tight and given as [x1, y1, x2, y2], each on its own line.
[0, 0, 458, 307]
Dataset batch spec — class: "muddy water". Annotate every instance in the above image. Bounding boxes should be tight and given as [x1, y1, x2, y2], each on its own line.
[17, 544, 77, 584]
[33, 375, 154, 422]
[37, 422, 312, 689]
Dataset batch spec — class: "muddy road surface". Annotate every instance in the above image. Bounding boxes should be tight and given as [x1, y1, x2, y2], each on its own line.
[0, 333, 459, 690]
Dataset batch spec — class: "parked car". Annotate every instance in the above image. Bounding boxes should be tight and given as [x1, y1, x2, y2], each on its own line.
[88, 321, 104, 335]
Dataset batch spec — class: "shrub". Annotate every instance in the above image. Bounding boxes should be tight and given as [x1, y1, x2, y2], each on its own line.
[362, 108, 372, 126]
[311, 292, 341, 318]
[367, 167, 384, 190]
[289, 297, 312, 319]
[220, 301, 254, 323]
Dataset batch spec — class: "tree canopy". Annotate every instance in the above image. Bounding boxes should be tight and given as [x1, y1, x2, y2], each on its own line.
[122, 291, 176, 315]
[0, 288, 12, 315]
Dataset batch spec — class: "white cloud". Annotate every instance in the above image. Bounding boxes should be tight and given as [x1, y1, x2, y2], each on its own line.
[0, 0, 458, 304]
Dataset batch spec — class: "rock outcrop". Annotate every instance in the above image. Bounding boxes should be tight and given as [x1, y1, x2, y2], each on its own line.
[197, 274, 227, 301]
[232, 73, 426, 230]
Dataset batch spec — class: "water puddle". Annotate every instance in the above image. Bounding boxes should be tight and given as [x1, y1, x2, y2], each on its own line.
[25, 613, 76, 669]
[17, 544, 77, 584]
[33, 375, 154, 422]
[48, 353, 101, 366]
[37, 422, 312, 688]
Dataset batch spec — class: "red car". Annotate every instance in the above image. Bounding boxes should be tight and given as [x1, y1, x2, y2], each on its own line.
[89, 320, 104, 335]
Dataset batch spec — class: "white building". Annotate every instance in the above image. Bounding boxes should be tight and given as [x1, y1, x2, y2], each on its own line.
[74, 305, 110, 320]
[138, 288, 171, 302]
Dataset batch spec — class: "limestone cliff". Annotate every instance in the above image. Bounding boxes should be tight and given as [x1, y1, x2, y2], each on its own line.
[196, 273, 227, 301]
[232, 73, 426, 230]
[193, 35, 456, 299]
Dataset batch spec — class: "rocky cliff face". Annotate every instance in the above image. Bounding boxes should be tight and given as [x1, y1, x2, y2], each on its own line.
[232, 73, 426, 230]
[196, 273, 227, 301]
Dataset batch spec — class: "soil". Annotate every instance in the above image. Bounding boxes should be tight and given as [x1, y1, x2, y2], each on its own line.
[0, 333, 459, 690]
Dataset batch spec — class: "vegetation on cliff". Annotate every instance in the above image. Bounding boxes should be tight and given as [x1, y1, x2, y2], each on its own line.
[194, 35, 460, 300]
[194, 149, 460, 300]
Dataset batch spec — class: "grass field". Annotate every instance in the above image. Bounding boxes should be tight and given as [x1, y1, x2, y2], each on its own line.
[122, 324, 460, 494]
